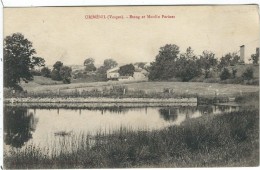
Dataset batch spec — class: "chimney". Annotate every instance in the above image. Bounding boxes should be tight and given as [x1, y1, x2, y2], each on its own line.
[256, 47, 259, 55]
[240, 45, 245, 63]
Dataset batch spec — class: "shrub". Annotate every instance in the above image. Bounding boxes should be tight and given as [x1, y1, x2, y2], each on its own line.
[242, 67, 254, 80]
[51, 69, 62, 81]
[41, 67, 51, 78]
[220, 68, 231, 80]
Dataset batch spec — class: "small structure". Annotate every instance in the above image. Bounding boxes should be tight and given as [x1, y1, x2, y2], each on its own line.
[107, 67, 120, 79]
[118, 76, 134, 81]
[107, 65, 148, 81]
[240, 45, 245, 63]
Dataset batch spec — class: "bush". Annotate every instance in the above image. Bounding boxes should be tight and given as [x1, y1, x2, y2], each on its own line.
[220, 68, 231, 80]
[242, 67, 254, 80]
[51, 70, 62, 81]
[41, 67, 51, 78]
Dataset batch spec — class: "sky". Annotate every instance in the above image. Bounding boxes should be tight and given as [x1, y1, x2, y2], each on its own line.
[4, 5, 260, 66]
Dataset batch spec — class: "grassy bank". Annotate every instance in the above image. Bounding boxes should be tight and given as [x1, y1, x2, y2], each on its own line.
[4, 107, 259, 168]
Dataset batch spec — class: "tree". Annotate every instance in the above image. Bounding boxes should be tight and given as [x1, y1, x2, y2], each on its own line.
[250, 49, 259, 64]
[41, 67, 51, 78]
[53, 61, 63, 71]
[175, 57, 201, 81]
[180, 46, 197, 60]
[134, 62, 146, 69]
[104, 59, 118, 69]
[59, 66, 72, 84]
[220, 68, 231, 80]
[198, 51, 218, 78]
[84, 58, 96, 72]
[149, 44, 180, 80]
[31, 56, 45, 67]
[218, 53, 240, 70]
[97, 59, 118, 80]
[119, 64, 135, 76]
[51, 61, 63, 81]
[4, 33, 45, 89]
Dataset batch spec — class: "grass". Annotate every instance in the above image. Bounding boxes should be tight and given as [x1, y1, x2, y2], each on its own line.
[9, 81, 259, 100]
[4, 106, 259, 168]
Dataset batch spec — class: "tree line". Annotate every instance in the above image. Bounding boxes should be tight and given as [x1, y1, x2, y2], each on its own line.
[148, 44, 258, 82]
[3, 33, 259, 90]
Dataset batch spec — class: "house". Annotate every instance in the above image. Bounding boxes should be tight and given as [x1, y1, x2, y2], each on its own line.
[106, 65, 148, 81]
[118, 76, 134, 81]
[107, 67, 120, 79]
[133, 67, 148, 80]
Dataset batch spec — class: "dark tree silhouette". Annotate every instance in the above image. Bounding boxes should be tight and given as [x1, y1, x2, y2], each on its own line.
[4, 33, 45, 89]
[4, 107, 38, 148]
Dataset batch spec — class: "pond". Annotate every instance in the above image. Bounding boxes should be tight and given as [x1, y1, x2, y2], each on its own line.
[4, 105, 241, 151]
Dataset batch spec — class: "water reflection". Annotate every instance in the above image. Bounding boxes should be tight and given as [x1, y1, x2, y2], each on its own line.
[4, 107, 38, 148]
[159, 108, 178, 121]
[4, 105, 240, 149]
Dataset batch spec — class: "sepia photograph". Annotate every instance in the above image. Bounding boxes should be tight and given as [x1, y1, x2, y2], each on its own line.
[2, 3, 260, 169]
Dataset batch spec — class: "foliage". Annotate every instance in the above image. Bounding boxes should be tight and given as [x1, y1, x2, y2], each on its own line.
[134, 62, 146, 69]
[249, 49, 259, 64]
[231, 68, 237, 78]
[51, 70, 62, 81]
[59, 66, 72, 84]
[53, 61, 63, 71]
[198, 51, 218, 78]
[97, 59, 118, 80]
[242, 67, 254, 80]
[218, 53, 240, 70]
[51, 61, 63, 81]
[119, 64, 135, 77]
[104, 58, 118, 69]
[175, 57, 201, 82]
[220, 68, 231, 80]
[31, 56, 45, 67]
[149, 44, 180, 80]
[3, 33, 45, 89]
[40, 67, 51, 78]
[84, 58, 97, 72]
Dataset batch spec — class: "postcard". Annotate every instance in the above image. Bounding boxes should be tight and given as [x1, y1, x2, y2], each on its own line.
[2, 4, 260, 169]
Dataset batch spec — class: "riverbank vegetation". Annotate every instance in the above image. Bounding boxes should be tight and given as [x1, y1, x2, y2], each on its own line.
[4, 105, 259, 168]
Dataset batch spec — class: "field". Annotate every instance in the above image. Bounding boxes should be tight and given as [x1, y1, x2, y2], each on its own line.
[19, 77, 259, 97]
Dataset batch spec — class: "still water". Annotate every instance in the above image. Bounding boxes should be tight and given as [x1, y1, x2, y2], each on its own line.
[4, 105, 240, 150]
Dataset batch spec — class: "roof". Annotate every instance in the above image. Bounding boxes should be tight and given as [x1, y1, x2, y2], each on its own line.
[107, 67, 119, 73]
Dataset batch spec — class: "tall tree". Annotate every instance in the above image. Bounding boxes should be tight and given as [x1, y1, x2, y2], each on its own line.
[59, 66, 72, 84]
[103, 58, 118, 69]
[51, 61, 63, 81]
[149, 44, 180, 80]
[84, 58, 96, 72]
[199, 51, 218, 78]
[4, 33, 45, 89]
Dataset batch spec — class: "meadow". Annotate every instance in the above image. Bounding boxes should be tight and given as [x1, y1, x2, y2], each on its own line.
[16, 76, 259, 98]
